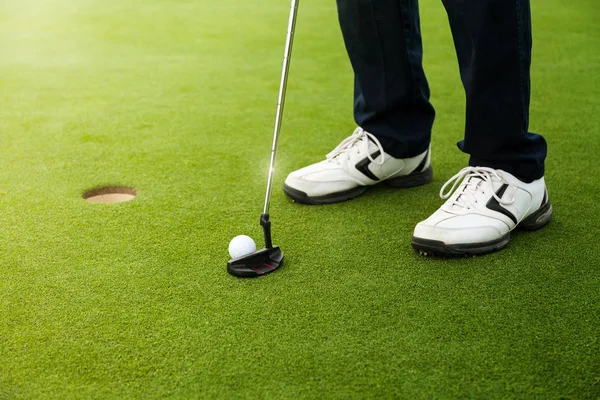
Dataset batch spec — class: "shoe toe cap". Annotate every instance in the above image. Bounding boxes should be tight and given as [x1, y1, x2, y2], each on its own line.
[284, 164, 361, 197]
[414, 212, 510, 245]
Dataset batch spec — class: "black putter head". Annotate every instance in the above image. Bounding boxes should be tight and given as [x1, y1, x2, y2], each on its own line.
[227, 246, 284, 278]
[227, 213, 284, 278]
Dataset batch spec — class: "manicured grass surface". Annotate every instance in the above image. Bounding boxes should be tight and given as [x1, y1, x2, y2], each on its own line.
[1, 0, 599, 398]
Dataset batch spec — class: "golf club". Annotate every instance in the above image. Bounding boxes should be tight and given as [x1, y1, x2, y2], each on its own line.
[227, 0, 299, 278]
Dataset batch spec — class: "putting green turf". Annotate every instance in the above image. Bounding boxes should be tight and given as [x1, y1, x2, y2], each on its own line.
[1, 0, 599, 398]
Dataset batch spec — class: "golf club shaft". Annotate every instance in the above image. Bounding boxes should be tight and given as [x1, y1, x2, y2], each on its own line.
[263, 0, 299, 216]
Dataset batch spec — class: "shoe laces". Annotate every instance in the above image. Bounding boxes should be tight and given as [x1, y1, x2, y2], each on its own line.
[440, 167, 515, 210]
[325, 128, 386, 165]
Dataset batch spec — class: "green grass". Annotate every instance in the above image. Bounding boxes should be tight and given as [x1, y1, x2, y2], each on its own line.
[0, 0, 599, 398]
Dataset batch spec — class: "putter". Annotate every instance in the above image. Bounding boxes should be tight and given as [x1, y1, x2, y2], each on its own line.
[227, 0, 299, 278]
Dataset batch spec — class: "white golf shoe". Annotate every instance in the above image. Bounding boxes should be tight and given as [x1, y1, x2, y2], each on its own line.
[412, 166, 552, 256]
[283, 128, 432, 204]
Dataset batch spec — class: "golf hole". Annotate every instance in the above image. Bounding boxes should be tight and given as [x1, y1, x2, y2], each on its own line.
[83, 186, 137, 204]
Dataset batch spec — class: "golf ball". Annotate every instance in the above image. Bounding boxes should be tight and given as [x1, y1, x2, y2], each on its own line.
[228, 235, 257, 259]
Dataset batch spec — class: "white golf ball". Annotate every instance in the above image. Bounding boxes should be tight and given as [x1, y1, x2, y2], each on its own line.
[228, 235, 257, 259]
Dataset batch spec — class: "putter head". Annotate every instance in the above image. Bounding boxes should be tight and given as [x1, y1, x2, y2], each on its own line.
[227, 246, 284, 278]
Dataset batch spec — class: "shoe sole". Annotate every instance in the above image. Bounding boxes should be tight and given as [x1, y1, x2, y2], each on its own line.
[411, 201, 553, 257]
[283, 165, 433, 205]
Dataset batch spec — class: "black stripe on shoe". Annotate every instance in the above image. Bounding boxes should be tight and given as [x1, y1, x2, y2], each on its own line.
[410, 148, 429, 175]
[355, 151, 381, 181]
[486, 184, 518, 225]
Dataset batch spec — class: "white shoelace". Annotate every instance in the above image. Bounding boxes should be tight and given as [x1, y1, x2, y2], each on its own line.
[440, 167, 515, 210]
[325, 128, 386, 165]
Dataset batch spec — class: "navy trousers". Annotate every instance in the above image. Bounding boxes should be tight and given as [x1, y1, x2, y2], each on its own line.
[336, 0, 547, 182]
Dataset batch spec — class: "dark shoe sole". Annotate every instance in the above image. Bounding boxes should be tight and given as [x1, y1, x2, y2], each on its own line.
[283, 165, 433, 205]
[411, 234, 511, 257]
[411, 201, 553, 257]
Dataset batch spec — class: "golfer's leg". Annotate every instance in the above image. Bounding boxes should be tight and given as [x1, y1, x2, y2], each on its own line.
[442, 0, 546, 182]
[336, 0, 434, 158]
